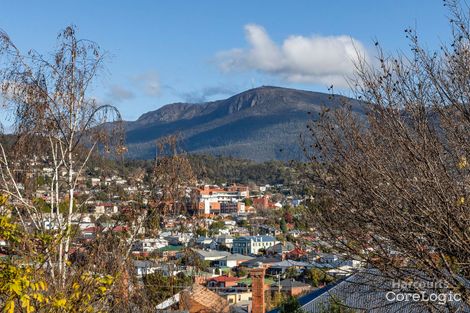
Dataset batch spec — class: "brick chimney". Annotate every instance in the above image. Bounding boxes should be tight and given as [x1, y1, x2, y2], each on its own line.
[251, 267, 266, 313]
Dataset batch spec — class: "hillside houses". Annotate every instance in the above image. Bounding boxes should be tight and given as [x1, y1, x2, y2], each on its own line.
[12, 158, 336, 313]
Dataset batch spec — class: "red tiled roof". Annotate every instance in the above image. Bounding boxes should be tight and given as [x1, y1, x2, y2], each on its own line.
[288, 248, 307, 256]
[82, 226, 99, 233]
[112, 225, 128, 232]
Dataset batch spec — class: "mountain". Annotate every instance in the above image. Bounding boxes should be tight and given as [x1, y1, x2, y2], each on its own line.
[122, 86, 363, 161]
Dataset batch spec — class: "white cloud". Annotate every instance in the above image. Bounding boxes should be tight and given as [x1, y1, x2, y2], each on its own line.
[131, 70, 160, 97]
[179, 85, 237, 103]
[216, 24, 370, 87]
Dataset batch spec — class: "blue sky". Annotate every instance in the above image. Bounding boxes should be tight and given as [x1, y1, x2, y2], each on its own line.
[0, 1, 450, 121]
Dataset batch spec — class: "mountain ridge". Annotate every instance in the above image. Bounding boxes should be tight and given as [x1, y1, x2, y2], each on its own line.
[122, 86, 362, 161]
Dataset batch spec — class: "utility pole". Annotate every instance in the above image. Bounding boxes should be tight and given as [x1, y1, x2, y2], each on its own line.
[277, 273, 281, 293]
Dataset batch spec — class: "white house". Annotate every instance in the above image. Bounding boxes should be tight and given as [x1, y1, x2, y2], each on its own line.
[216, 254, 254, 268]
[132, 238, 168, 253]
[195, 236, 213, 248]
[90, 177, 101, 187]
[164, 232, 193, 246]
[215, 236, 234, 249]
[194, 249, 231, 262]
[134, 260, 159, 276]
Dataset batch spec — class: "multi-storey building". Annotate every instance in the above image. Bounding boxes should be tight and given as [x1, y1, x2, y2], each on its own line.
[232, 236, 278, 255]
[196, 185, 249, 215]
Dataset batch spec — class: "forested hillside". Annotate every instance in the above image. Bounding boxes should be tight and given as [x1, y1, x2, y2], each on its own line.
[121, 86, 362, 161]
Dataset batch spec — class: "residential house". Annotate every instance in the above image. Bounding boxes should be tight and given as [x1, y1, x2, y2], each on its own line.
[215, 254, 254, 268]
[220, 291, 252, 306]
[194, 249, 231, 262]
[289, 229, 303, 238]
[239, 256, 281, 269]
[132, 238, 168, 254]
[286, 247, 307, 261]
[195, 236, 213, 249]
[80, 226, 99, 241]
[93, 202, 118, 215]
[270, 279, 311, 297]
[207, 276, 240, 289]
[257, 224, 282, 236]
[224, 220, 237, 227]
[78, 221, 95, 230]
[319, 253, 339, 264]
[266, 242, 295, 257]
[230, 227, 251, 237]
[267, 260, 310, 276]
[214, 235, 234, 250]
[134, 260, 159, 276]
[308, 253, 364, 276]
[42, 167, 54, 177]
[209, 240, 219, 250]
[232, 236, 278, 255]
[90, 177, 101, 187]
[157, 245, 184, 261]
[165, 232, 193, 246]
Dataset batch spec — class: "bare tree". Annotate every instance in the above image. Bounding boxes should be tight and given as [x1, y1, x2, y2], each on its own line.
[0, 26, 145, 312]
[305, 1, 470, 311]
[152, 134, 196, 218]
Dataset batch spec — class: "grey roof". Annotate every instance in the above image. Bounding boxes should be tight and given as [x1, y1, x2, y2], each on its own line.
[215, 235, 234, 241]
[239, 256, 281, 267]
[194, 249, 231, 259]
[270, 260, 310, 268]
[272, 279, 311, 289]
[266, 242, 296, 252]
[234, 235, 276, 242]
[224, 253, 255, 261]
[268, 269, 469, 313]
[133, 260, 157, 268]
